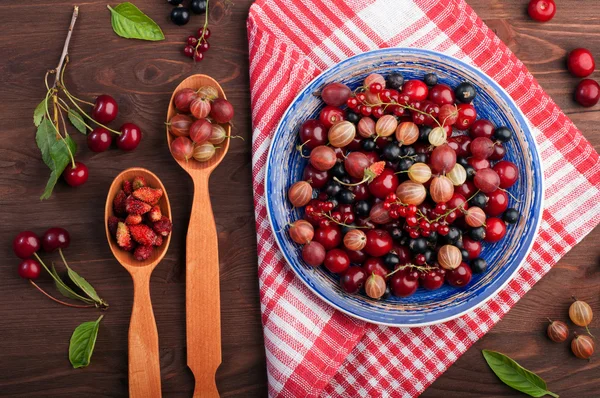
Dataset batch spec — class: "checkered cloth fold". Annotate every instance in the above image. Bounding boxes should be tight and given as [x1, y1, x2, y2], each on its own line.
[247, 0, 600, 396]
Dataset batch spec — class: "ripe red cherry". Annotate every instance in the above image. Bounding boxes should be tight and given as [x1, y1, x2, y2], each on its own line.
[63, 162, 89, 187]
[13, 231, 41, 259]
[574, 79, 600, 107]
[299, 119, 327, 149]
[345, 249, 367, 264]
[456, 180, 477, 198]
[528, 0, 556, 22]
[567, 48, 595, 78]
[462, 236, 482, 259]
[18, 259, 42, 280]
[319, 105, 345, 128]
[42, 227, 71, 252]
[364, 229, 393, 257]
[314, 225, 342, 250]
[92, 94, 118, 124]
[455, 103, 477, 130]
[87, 127, 112, 152]
[117, 123, 142, 151]
[469, 119, 495, 139]
[368, 168, 399, 199]
[493, 160, 519, 188]
[393, 245, 411, 264]
[484, 190, 508, 216]
[428, 84, 455, 106]
[446, 262, 472, 287]
[447, 135, 471, 157]
[468, 157, 490, 171]
[489, 143, 506, 161]
[303, 164, 330, 189]
[402, 80, 428, 102]
[340, 267, 367, 293]
[390, 269, 419, 297]
[420, 268, 446, 290]
[363, 257, 388, 278]
[484, 217, 507, 242]
[324, 249, 350, 274]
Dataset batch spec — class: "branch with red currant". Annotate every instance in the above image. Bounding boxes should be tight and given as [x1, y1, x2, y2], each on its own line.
[182, 0, 212, 62]
[34, 6, 142, 199]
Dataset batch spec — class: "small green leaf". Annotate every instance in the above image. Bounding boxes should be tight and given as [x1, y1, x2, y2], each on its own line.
[67, 108, 87, 134]
[50, 265, 95, 303]
[107, 3, 165, 41]
[34, 97, 48, 127]
[40, 135, 77, 200]
[66, 265, 107, 307]
[69, 315, 103, 368]
[35, 119, 58, 169]
[482, 350, 559, 398]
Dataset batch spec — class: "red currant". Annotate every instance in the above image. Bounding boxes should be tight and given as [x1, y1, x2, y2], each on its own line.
[183, 45, 195, 58]
[187, 36, 199, 46]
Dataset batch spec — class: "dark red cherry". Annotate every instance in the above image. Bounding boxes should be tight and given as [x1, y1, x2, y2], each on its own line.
[42, 227, 71, 252]
[345, 249, 367, 264]
[484, 217, 506, 242]
[87, 127, 112, 152]
[363, 257, 388, 278]
[446, 262, 472, 287]
[420, 268, 446, 290]
[13, 231, 41, 259]
[484, 190, 508, 216]
[390, 269, 419, 297]
[402, 80, 429, 102]
[340, 266, 367, 293]
[455, 103, 477, 130]
[117, 123, 142, 151]
[462, 236, 482, 259]
[319, 106, 346, 128]
[368, 168, 399, 199]
[493, 160, 519, 189]
[364, 229, 393, 257]
[303, 164, 329, 189]
[447, 135, 471, 158]
[18, 258, 42, 280]
[324, 249, 350, 274]
[469, 119, 495, 139]
[92, 94, 118, 124]
[314, 225, 342, 250]
[428, 84, 455, 106]
[299, 119, 328, 150]
[63, 162, 89, 187]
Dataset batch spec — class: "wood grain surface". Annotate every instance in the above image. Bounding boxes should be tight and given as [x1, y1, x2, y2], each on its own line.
[0, 1, 598, 397]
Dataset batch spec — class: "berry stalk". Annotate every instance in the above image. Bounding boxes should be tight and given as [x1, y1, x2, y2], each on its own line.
[29, 280, 95, 309]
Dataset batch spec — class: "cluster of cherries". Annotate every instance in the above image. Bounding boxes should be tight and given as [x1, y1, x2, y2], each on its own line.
[286, 71, 521, 299]
[65, 94, 142, 187]
[13, 228, 70, 280]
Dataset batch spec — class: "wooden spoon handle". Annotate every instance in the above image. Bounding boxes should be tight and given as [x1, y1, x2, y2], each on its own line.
[129, 271, 162, 398]
[187, 175, 221, 398]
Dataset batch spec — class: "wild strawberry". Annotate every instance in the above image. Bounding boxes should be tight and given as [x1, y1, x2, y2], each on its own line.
[116, 222, 132, 249]
[152, 216, 172, 237]
[113, 190, 127, 215]
[125, 214, 143, 225]
[134, 245, 153, 261]
[129, 224, 158, 246]
[153, 235, 163, 246]
[107, 216, 120, 237]
[132, 176, 147, 190]
[125, 196, 152, 215]
[148, 206, 162, 222]
[123, 180, 133, 195]
[335, 161, 386, 186]
[133, 187, 163, 205]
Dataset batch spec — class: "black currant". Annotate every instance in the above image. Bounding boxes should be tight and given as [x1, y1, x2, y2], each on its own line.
[399, 146, 416, 156]
[460, 248, 469, 260]
[409, 238, 428, 254]
[383, 253, 400, 268]
[423, 248, 435, 264]
[396, 158, 414, 172]
[354, 200, 371, 217]
[426, 231, 438, 243]
[419, 125, 432, 142]
[190, 0, 207, 14]
[170, 5, 191, 25]
[454, 82, 476, 103]
[414, 153, 427, 163]
[494, 126, 512, 143]
[361, 139, 376, 151]
[337, 189, 355, 204]
[468, 227, 486, 241]
[503, 208, 520, 224]
[386, 72, 404, 91]
[423, 72, 438, 86]
[347, 110, 360, 124]
[390, 227, 404, 241]
[383, 143, 401, 161]
[442, 226, 461, 244]
[331, 162, 346, 179]
[469, 193, 488, 208]
[464, 164, 476, 179]
[324, 180, 342, 197]
[471, 257, 487, 273]
[457, 157, 469, 167]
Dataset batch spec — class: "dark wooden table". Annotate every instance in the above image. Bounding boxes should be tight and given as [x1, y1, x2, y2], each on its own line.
[0, 1, 598, 397]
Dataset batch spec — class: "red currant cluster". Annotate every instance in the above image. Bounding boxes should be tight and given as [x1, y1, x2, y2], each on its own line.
[183, 27, 212, 62]
[286, 70, 524, 300]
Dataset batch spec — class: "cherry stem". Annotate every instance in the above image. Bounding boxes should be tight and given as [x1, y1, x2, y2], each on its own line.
[52, 6, 79, 89]
[57, 107, 76, 168]
[58, 101, 93, 131]
[63, 91, 121, 135]
[59, 56, 94, 107]
[360, 94, 444, 129]
[500, 188, 521, 203]
[29, 280, 95, 309]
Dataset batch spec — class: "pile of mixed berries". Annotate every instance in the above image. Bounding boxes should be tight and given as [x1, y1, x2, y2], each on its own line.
[287, 71, 521, 299]
[168, 86, 234, 163]
[109, 176, 172, 261]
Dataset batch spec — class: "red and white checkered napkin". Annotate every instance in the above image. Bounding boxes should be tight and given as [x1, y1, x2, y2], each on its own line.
[247, 0, 600, 396]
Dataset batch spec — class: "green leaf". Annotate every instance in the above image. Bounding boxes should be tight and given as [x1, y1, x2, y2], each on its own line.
[482, 350, 559, 398]
[40, 135, 77, 200]
[67, 108, 87, 134]
[35, 119, 58, 169]
[34, 97, 48, 127]
[50, 265, 94, 303]
[69, 315, 103, 368]
[107, 3, 165, 41]
[66, 264, 107, 307]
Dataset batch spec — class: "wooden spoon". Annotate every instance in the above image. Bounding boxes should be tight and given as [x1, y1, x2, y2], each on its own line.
[166, 75, 230, 397]
[105, 167, 172, 398]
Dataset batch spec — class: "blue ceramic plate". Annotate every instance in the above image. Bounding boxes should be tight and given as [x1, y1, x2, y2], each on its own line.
[265, 48, 543, 327]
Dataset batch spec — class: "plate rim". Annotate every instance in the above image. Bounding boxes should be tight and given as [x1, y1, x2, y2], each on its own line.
[264, 47, 545, 327]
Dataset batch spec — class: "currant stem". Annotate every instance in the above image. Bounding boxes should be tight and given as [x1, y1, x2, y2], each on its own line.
[194, 0, 210, 57]
[320, 212, 371, 229]
[29, 280, 95, 309]
[52, 6, 79, 89]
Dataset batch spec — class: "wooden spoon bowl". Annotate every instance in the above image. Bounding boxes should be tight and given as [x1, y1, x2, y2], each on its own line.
[105, 167, 172, 398]
[166, 75, 229, 397]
